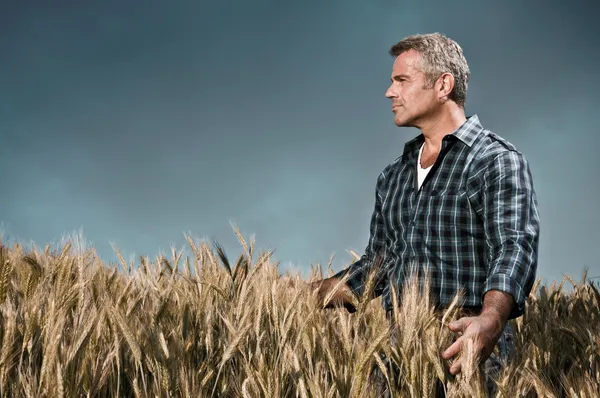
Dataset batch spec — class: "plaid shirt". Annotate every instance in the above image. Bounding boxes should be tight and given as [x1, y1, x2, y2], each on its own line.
[333, 115, 540, 319]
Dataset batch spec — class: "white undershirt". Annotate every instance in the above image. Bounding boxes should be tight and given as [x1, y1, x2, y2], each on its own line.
[417, 143, 433, 189]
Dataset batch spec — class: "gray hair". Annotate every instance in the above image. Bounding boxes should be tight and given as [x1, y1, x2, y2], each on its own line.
[389, 33, 470, 107]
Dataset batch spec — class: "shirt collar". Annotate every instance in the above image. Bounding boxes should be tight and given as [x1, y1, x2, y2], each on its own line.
[452, 114, 484, 147]
[401, 114, 484, 162]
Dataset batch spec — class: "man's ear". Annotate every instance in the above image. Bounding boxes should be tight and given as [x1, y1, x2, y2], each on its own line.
[436, 72, 455, 101]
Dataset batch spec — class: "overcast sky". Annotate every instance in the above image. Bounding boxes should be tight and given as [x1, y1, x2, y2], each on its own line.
[1, 0, 599, 285]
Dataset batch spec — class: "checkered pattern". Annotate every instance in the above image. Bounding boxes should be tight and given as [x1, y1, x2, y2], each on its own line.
[333, 115, 540, 319]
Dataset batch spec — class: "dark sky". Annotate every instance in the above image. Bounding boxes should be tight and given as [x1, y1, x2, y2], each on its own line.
[1, 0, 599, 284]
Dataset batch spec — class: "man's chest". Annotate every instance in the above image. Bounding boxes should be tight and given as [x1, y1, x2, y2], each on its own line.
[379, 146, 476, 235]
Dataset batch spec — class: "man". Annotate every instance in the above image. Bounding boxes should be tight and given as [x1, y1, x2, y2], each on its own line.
[311, 33, 540, 394]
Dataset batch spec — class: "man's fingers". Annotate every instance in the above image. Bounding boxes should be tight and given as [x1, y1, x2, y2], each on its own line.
[447, 316, 472, 333]
[449, 358, 462, 375]
[442, 337, 462, 360]
[443, 337, 466, 375]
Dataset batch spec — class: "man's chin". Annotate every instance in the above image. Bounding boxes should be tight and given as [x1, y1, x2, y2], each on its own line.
[394, 118, 413, 128]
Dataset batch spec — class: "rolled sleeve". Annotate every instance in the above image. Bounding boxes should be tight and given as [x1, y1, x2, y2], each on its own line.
[333, 172, 389, 298]
[481, 150, 540, 319]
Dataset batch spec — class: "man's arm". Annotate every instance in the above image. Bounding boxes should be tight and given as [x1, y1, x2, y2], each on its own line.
[443, 150, 540, 374]
[480, 150, 540, 319]
[480, 290, 513, 327]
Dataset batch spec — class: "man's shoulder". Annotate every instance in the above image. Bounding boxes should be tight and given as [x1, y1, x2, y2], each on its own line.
[467, 128, 532, 181]
[475, 128, 522, 161]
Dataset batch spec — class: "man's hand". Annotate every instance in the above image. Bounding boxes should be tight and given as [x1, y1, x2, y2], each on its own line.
[441, 290, 514, 375]
[441, 312, 504, 375]
[309, 278, 358, 312]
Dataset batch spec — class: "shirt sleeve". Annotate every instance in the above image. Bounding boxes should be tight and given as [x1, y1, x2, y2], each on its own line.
[481, 150, 540, 319]
[332, 172, 389, 298]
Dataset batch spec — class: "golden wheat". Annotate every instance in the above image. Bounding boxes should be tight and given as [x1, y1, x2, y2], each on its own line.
[0, 231, 598, 397]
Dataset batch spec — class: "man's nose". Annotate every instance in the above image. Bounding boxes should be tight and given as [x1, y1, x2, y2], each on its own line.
[385, 85, 396, 99]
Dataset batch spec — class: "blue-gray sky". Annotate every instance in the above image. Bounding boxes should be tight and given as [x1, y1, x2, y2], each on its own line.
[1, 0, 599, 284]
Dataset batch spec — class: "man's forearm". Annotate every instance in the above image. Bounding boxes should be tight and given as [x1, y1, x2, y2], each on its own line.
[481, 290, 514, 327]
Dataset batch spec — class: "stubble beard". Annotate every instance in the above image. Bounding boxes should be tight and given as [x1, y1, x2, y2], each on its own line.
[393, 111, 417, 128]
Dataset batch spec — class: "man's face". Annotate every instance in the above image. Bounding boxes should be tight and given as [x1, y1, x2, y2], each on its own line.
[385, 49, 439, 128]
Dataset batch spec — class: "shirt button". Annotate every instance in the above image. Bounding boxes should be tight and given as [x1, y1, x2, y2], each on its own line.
[410, 221, 416, 226]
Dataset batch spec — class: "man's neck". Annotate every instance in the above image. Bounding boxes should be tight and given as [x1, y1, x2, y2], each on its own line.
[419, 106, 467, 152]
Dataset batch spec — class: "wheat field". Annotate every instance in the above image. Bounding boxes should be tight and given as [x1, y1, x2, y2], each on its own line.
[0, 229, 598, 397]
